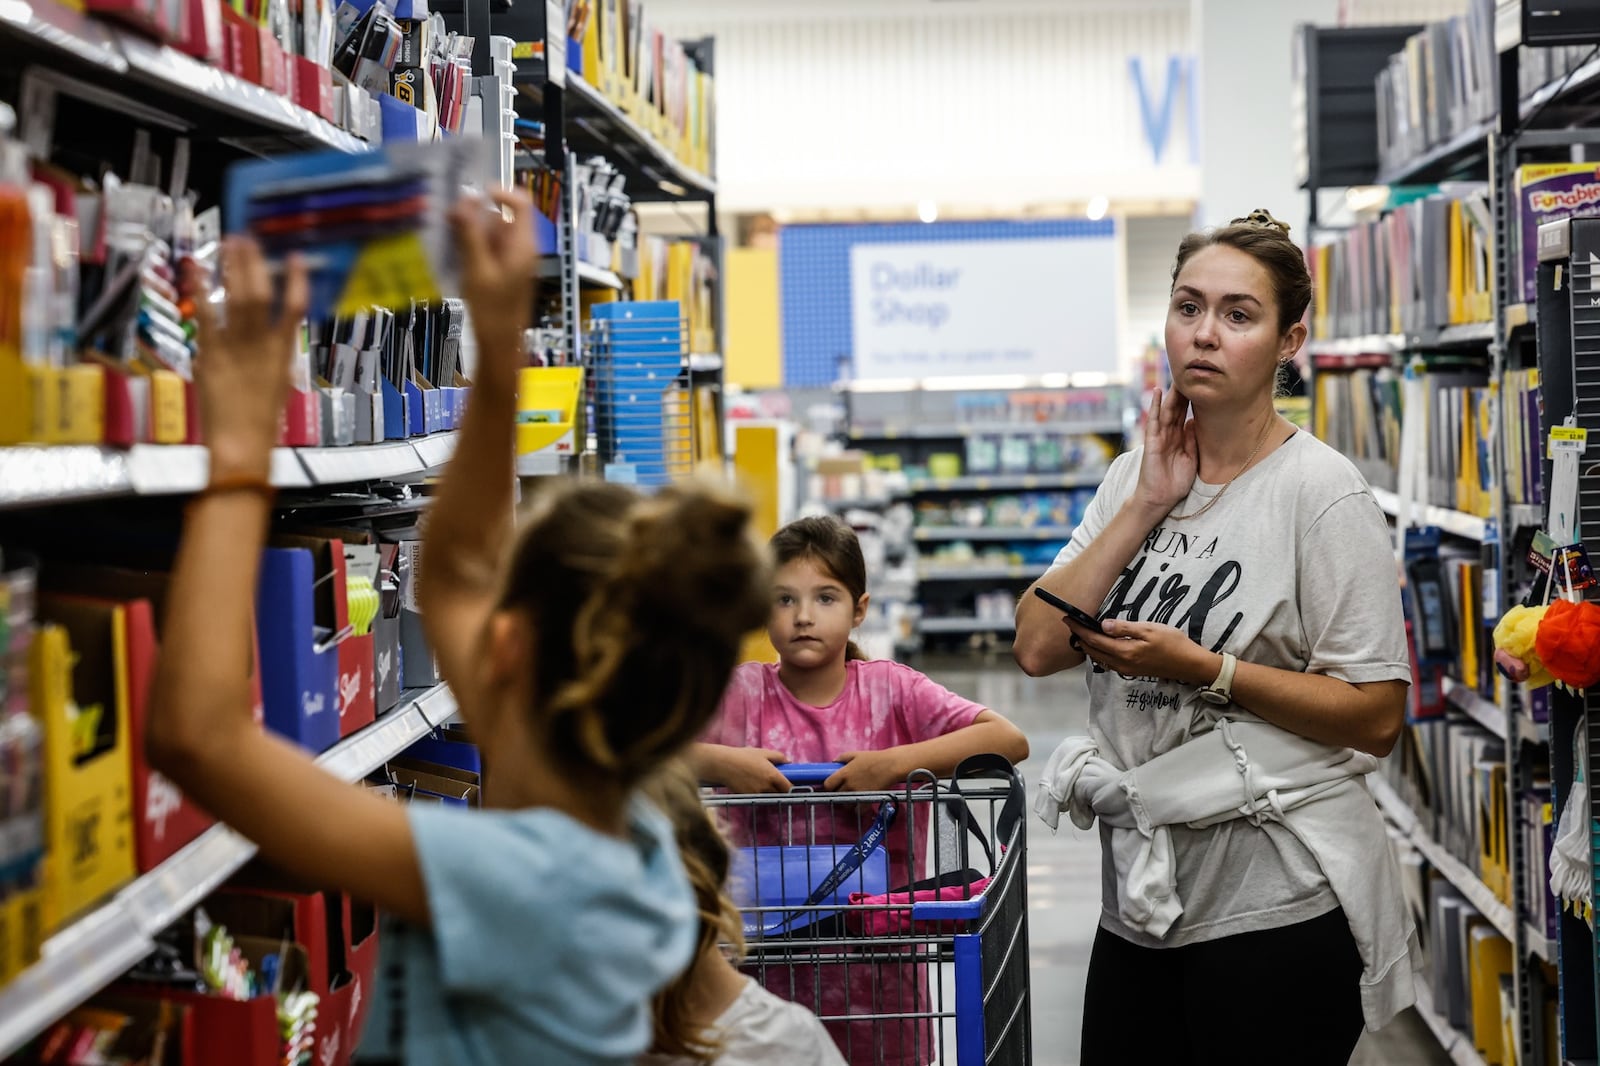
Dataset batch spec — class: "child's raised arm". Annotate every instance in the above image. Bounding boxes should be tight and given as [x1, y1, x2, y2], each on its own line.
[417, 190, 540, 708]
[146, 242, 428, 925]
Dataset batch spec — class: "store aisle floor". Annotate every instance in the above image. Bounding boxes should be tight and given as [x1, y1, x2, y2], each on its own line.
[916, 652, 1451, 1066]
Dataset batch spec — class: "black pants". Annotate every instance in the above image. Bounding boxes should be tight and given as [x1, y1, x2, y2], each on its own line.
[1079, 907, 1366, 1066]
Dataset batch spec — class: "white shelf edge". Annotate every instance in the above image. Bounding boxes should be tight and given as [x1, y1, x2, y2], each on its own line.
[914, 526, 1075, 542]
[1441, 676, 1508, 740]
[1412, 975, 1490, 1066]
[851, 421, 1126, 441]
[1306, 334, 1405, 358]
[296, 441, 427, 485]
[918, 565, 1050, 581]
[687, 353, 723, 373]
[1370, 488, 1487, 542]
[1369, 776, 1516, 942]
[918, 617, 1018, 634]
[905, 472, 1106, 493]
[0, 683, 453, 1059]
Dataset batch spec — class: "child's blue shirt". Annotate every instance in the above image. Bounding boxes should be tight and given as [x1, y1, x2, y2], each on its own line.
[355, 796, 696, 1065]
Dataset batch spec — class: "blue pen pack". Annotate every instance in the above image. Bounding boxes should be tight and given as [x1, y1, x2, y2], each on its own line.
[224, 138, 480, 320]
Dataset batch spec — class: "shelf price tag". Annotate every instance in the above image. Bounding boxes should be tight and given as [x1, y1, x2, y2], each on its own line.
[1548, 425, 1588, 456]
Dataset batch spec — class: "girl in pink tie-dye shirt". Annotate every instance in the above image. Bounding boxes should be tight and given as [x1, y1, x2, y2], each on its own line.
[693, 516, 1028, 1065]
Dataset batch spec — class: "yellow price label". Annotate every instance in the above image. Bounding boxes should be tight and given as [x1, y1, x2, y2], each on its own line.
[336, 232, 443, 317]
[1549, 425, 1589, 456]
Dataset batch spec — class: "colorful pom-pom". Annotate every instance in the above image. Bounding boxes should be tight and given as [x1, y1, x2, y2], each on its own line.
[1534, 598, 1600, 690]
[1493, 604, 1556, 688]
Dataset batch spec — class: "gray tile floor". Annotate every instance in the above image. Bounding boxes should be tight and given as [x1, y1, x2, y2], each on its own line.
[915, 651, 1451, 1066]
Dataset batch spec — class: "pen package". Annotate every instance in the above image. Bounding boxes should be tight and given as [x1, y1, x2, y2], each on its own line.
[225, 138, 479, 320]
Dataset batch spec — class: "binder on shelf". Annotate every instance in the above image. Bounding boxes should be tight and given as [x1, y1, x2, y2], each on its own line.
[31, 603, 137, 931]
[254, 546, 342, 755]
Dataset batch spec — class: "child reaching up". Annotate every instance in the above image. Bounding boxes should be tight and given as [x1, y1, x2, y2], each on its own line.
[146, 190, 772, 1066]
[691, 515, 1028, 1065]
[639, 762, 846, 1066]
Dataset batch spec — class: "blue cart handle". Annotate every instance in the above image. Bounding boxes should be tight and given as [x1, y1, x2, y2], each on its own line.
[777, 762, 844, 786]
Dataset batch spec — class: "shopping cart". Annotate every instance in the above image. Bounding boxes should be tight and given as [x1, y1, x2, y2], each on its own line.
[705, 754, 1031, 1066]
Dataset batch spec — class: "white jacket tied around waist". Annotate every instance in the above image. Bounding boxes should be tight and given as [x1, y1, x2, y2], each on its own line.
[1036, 719, 1421, 1032]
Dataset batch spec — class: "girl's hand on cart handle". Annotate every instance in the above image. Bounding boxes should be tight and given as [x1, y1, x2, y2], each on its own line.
[700, 745, 793, 793]
[825, 750, 907, 793]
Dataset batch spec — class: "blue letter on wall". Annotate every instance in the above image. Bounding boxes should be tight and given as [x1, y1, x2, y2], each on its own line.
[1129, 55, 1197, 166]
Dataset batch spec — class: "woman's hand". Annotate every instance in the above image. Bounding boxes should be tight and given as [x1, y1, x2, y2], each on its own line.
[188, 241, 308, 482]
[1134, 388, 1198, 514]
[1070, 617, 1220, 687]
[450, 188, 540, 361]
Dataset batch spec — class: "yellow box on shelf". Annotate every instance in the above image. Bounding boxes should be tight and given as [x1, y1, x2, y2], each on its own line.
[31, 612, 135, 934]
[0, 884, 45, 985]
[57, 365, 105, 444]
[516, 366, 584, 477]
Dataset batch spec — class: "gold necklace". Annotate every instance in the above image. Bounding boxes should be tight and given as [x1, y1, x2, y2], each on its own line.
[1167, 415, 1276, 522]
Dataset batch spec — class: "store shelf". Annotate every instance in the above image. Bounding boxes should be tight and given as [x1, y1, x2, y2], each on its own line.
[918, 617, 1017, 635]
[905, 472, 1106, 493]
[1377, 120, 1494, 187]
[1412, 975, 1490, 1066]
[1441, 675, 1508, 739]
[1516, 713, 1550, 746]
[1508, 503, 1544, 531]
[0, 683, 457, 1059]
[1507, 303, 1536, 332]
[1526, 924, 1555, 965]
[822, 497, 893, 511]
[1370, 776, 1517, 943]
[687, 353, 724, 373]
[0, 434, 460, 507]
[850, 420, 1125, 441]
[914, 526, 1075, 542]
[919, 564, 1052, 582]
[0, 0, 362, 153]
[559, 76, 715, 200]
[1370, 488, 1487, 542]
[1306, 335, 1404, 359]
[1306, 322, 1493, 359]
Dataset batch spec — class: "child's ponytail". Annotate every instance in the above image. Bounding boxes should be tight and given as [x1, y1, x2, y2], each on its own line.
[501, 480, 771, 786]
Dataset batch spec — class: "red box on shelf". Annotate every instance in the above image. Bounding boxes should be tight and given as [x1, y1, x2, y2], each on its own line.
[258, 29, 286, 93]
[338, 633, 376, 738]
[175, 0, 221, 62]
[208, 888, 379, 1066]
[219, 5, 260, 82]
[280, 388, 321, 446]
[293, 55, 335, 121]
[119, 938, 312, 1066]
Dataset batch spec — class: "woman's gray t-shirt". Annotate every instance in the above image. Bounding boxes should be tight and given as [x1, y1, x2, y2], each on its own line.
[1050, 431, 1411, 947]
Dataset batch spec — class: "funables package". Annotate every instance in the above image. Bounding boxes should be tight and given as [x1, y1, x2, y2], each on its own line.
[223, 138, 480, 319]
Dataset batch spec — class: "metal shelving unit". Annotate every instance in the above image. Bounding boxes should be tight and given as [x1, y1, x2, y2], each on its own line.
[0, 684, 458, 1058]
[849, 420, 1126, 442]
[1299, 12, 1600, 1059]
[914, 526, 1075, 543]
[904, 472, 1106, 494]
[919, 564, 1052, 583]
[917, 617, 1017, 635]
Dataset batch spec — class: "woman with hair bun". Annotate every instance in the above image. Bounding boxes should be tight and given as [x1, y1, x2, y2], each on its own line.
[1016, 210, 1416, 1065]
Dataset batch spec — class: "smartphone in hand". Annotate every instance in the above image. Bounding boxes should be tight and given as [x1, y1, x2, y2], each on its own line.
[1032, 587, 1105, 634]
